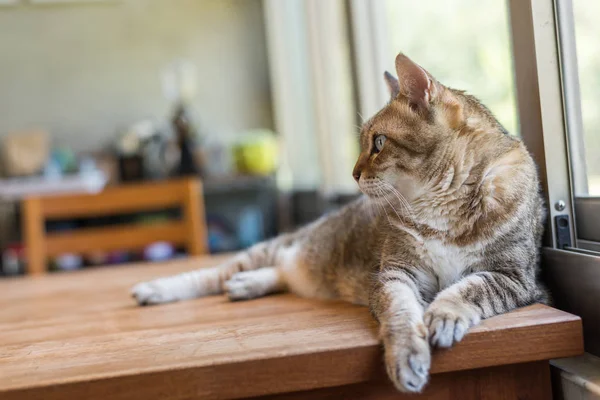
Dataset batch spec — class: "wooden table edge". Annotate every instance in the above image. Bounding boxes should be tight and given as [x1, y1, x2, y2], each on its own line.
[1, 306, 584, 400]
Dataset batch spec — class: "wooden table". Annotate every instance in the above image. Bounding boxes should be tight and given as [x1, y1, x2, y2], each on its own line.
[0, 256, 583, 400]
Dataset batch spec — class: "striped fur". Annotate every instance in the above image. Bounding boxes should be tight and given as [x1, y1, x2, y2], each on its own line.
[132, 54, 546, 393]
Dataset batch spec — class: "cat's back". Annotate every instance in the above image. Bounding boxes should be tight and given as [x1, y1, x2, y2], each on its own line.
[298, 195, 384, 258]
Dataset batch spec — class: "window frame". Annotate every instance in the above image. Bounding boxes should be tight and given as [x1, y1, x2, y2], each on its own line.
[554, 0, 589, 197]
[554, 0, 600, 245]
[508, 0, 576, 248]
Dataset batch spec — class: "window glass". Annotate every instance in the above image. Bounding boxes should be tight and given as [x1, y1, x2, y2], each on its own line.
[572, 0, 600, 195]
[385, 0, 518, 136]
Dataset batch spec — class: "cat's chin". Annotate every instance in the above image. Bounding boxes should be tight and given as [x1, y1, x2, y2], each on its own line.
[358, 183, 384, 199]
[361, 190, 386, 200]
[358, 179, 399, 200]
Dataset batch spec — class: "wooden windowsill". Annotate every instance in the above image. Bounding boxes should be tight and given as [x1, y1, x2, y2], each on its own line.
[0, 256, 584, 400]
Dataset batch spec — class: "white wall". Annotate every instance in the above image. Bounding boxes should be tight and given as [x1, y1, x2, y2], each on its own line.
[0, 0, 273, 151]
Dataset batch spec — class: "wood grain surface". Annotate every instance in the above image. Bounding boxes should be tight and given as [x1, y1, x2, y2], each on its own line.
[0, 255, 583, 400]
[252, 361, 552, 400]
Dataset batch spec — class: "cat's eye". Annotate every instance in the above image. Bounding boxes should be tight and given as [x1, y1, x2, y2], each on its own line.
[373, 135, 386, 153]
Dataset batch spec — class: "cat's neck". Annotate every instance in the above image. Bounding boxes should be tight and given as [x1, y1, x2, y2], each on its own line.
[407, 131, 526, 243]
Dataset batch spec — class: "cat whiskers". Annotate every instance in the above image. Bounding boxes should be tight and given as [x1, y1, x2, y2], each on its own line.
[375, 182, 402, 222]
[373, 185, 393, 226]
[374, 181, 415, 225]
[382, 181, 414, 218]
[366, 190, 383, 220]
[366, 197, 378, 220]
[357, 112, 365, 124]
[362, 180, 410, 226]
[379, 198, 394, 227]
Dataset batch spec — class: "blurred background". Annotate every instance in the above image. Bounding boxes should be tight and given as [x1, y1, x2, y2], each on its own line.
[0, 0, 597, 276]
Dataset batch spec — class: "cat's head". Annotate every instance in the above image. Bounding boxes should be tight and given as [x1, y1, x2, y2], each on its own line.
[353, 53, 502, 203]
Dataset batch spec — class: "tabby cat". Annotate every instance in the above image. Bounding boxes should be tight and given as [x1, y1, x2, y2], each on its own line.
[132, 53, 547, 393]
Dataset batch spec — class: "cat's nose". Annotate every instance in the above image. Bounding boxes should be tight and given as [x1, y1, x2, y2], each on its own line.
[353, 156, 367, 182]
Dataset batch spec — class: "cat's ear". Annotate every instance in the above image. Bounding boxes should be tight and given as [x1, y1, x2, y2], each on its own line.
[395, 53, 464, 127]
[383, 71, 400, 99]
[394, 53, 438, 110]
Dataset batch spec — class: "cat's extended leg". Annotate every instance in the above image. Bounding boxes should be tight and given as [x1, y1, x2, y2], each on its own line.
[131, 236, 292, 305]
[370, 269, 431, 393]
[425, 270, 538, 348]
[223, 267, 285, 301]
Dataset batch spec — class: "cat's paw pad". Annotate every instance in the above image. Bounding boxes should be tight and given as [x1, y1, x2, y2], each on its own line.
[385, 324, 431, 393]
[424, 301, 480, 348]
[223, 270, 270, 301]
[131, 280, 178, 306]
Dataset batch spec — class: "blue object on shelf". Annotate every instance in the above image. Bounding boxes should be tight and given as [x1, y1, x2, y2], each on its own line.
[144, 242, 175, 262]
[206, 215, 238, 253]
[55, 253, 83, 271]
[237, 206, 264, 249]
[43, 159, 63, 180]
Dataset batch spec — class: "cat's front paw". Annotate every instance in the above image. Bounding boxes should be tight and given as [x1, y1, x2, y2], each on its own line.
[384, 323, 431, 393]
[131, 279, 180, 306]
[424, 300, 480, 348]
[224, 270, 269, 301]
